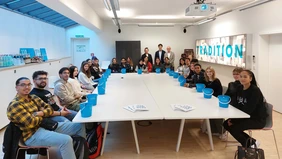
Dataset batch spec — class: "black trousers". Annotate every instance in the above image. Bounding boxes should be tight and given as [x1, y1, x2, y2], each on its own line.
[223, 118, 266, 147]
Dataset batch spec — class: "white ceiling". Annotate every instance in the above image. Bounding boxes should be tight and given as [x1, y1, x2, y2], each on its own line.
[86, 0, 254, 25]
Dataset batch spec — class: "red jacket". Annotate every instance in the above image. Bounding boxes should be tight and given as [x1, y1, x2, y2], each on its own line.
[147, 62, 152, 72]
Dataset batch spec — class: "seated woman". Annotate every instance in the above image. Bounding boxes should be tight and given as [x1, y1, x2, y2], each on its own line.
[202, 66, 224, 136]
[225, 67, 244, 104]
[135, 59, 148, 73]
[108, 58, 120, 73]
[127, 57, 135, 72]
[183, 58, 190, 77]
[120, 58, 131, 72]
[78, 61, 95, 91]
[69, 66, 92, 95]
[223, 70, 267, 148]
[164, 57, 174, 71]
[184, 64, 205, 88]
[153, 58, 164, 73]
[144, 56, 152, 72]
[177, 58, 186, 75]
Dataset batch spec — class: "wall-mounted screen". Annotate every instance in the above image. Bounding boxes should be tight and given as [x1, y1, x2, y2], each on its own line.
[196, 34, 246, 68]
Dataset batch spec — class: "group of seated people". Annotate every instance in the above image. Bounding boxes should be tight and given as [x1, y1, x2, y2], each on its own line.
[5, 54, 268, 159]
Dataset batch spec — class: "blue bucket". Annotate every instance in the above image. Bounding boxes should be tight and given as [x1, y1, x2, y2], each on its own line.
[80, 102, 92, 118]
[218, 95, 231, 108]
[87, 94, 98, 106]
[98, 85, 105, 95]
[106, 69, 111, 75]
[137, 69, 142, 74]
[169, 71, 174, 76]
[156, 68, 161, 74]
[180, 79, 186, 86]
[203, 88, 214, 99]
[196, 83, 205, 92]
[166, 68, 170, 73]
[178, 75, 185, 82]
[173, 72, 179, 78]
[121, 68, 126, 74]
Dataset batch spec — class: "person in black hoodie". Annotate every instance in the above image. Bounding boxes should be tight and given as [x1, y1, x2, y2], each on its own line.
[225, 67, 243, 104]
[108, 58, 120, 73]
[120, 58, 131, 72]
[203, 66, 224, 136]
[185, 63, 205, 88]
[223, 70, 267, 148]
[91, 58, 102, 79]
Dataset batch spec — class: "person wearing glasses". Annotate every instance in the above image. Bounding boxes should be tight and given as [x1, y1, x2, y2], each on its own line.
[30, 71, 77, 121]
[54, 67, 85, 111]
[7, 77, 85, 159]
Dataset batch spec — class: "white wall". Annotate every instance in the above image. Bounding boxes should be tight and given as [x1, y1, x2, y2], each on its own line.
[66, 23, 198, 67]
[0, 8, 67, 59]
[197, 0, 282, 111]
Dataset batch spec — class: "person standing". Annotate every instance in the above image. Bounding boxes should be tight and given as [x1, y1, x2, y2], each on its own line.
[90, 53, 97, 60]
[154, 44, 166, 64]
[141, 47, 153, 65]
[164, 46, 175, 67]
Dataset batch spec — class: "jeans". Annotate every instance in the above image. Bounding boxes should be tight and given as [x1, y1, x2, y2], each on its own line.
[223, 118, 266, 147]
[25, 122, 86, 159]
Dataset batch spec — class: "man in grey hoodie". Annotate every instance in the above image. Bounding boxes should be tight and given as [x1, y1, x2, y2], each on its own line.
[54, 67, 84, 111]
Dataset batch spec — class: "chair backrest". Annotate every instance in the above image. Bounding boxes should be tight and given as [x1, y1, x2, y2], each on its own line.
[48, 76, 59, 89]
[222, 86, 228, 95]
[264, 102, 273, 129]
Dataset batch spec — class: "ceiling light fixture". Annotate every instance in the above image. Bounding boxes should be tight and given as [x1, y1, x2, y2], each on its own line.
[110, 0, 120, 11]
[103, 0, 111, 11]
[238, 0, 275, 11]
[197, 18, 216, 25]
[138, 24, 175, 27]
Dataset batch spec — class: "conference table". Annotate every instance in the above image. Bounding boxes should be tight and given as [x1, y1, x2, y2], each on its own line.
[72, 73, 249, 155]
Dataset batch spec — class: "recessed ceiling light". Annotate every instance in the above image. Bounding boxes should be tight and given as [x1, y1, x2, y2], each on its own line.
[105, 8, 134, 18]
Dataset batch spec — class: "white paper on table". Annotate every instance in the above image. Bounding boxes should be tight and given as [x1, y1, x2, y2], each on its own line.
[133, 104, 149, 111]
[171, 104, 194, 112]
[123, 105, 136, 112]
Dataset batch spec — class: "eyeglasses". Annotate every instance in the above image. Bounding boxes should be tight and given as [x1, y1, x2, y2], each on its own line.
[36, 77, 48, 81]
[17, 83, 33, 87]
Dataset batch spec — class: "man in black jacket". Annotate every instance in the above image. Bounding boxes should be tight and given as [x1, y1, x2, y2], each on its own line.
[141, 47, 153, 65]
[154, 44, 166, 64]
[184, 63, 205, 88]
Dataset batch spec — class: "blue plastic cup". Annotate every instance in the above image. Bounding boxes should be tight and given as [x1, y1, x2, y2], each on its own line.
[166, 68, 170, 73]
[173, 72, 179, 78]
[218, 95, 231, 108]
[80, 102, 92, 118]
[169, 71, 174, 76]
[196, 83, 205, 92]
[121, 68, 126, 74]
[180, 79, 186, 86]
[155, 68, 161, 74]
[98, 85, 105, 95]
[87, 94, 98, 106]
[137, 69, 142, 74]
[178, 75, 185, 82]
[203, 88, 214, 99]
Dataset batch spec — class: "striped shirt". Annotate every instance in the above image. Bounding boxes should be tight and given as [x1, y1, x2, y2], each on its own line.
[7, 94, 54, 141]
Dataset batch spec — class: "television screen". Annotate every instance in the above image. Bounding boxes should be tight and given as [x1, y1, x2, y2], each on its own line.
[195, 34, 246, 68]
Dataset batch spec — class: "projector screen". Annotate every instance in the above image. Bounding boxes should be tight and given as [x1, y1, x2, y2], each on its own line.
[195, 34, 246, 68]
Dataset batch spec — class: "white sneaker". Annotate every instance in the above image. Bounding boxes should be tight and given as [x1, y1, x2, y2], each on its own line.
[251, 140, 260, 148]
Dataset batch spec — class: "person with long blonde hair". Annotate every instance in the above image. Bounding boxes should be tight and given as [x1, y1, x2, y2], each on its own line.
[204, 66, 223, 97]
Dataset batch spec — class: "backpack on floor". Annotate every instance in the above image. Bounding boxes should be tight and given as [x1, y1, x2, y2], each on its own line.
[72, 135, 89, 159]
[87, 123, 104, 159]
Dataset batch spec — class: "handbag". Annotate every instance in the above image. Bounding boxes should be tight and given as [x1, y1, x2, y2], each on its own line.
[40, 118, 58, 131]
[234, 138, 265, 159]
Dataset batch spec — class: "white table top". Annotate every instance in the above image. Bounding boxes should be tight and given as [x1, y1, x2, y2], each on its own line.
[73, 73, 249, 123]
[73, 74, 163, 123]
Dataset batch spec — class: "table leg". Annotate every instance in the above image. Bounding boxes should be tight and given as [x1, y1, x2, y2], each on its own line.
[205, 119, 214, 150]
[176, 119, 185, 152]
[101, 121, 109, 155]
[131, 120, 140, 154]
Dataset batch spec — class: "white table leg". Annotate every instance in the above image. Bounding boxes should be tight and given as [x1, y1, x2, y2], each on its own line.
[100, 121, 109, 155]
[205, 119, 214, 150]
[131, 120, 140, 154]
[176, 119, 185, 152]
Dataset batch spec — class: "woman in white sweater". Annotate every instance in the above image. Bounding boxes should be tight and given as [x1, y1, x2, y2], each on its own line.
[68, 66, 92, 95]
[78, 61, 95, 91]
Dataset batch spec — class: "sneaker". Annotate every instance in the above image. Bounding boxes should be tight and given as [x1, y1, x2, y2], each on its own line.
[251, 140, 260, 148]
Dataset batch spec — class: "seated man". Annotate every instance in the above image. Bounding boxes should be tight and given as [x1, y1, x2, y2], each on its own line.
[7, 77, 86, 159]
[164, 57, 174, 70]
[54, 67, 85, 111]
[90, 58, 102, 79]
[30, 70, 77, 121]
[184, 63, 205, 88]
